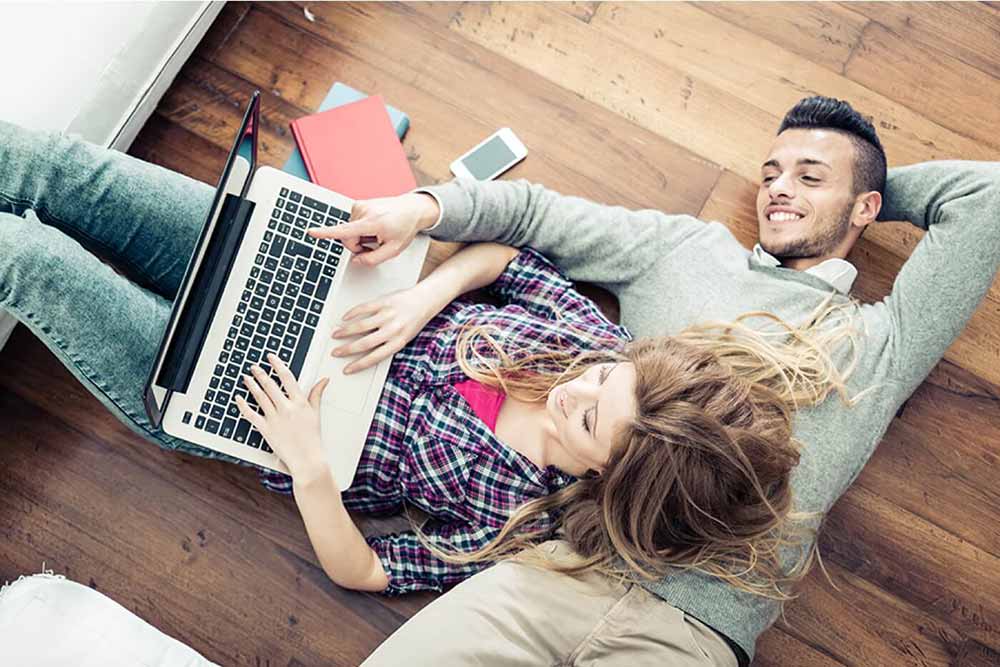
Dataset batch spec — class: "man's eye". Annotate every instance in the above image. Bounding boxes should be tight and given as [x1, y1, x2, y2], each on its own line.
[802, 175, 819, 183]
[762, 176, 775, 184]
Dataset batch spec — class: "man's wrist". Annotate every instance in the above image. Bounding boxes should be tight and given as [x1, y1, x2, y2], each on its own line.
[413, 191, 443, 232]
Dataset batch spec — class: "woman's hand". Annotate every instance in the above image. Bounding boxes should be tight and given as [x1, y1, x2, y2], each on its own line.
[235, 353, 331, 480]
[330, 285, 439, 374]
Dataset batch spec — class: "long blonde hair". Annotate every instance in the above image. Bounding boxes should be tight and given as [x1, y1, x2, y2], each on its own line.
[418, 294, 871, 600]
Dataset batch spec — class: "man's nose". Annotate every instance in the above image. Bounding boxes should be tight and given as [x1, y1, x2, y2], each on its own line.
[769, 173, 795, 199]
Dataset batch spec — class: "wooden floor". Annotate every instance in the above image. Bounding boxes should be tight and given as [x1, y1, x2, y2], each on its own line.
[3, 2, 1000, 665]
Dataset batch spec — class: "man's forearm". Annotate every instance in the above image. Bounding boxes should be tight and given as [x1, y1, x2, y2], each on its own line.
[416, 179, 699, 291]
[293, 467, 389, 592]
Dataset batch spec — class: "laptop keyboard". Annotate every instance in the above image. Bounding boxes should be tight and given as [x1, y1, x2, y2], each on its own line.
[184, 186, 349, 451]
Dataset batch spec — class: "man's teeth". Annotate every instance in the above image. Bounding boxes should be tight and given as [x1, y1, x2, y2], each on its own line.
[769, 211, 802, 222]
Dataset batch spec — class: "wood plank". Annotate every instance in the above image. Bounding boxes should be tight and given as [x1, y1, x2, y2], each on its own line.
[411, 1, 780, 182]
[777, 558, 998, 666]
[823, 485, 1000, 651]
[847, 2, 1000, 81]
[223, 3, 722, 215]
[845, 21, 1000, 151]
[696, 2, 869, 74]
[856, 379, 1000, 557]
[562, 2, 998, 172]
[128, 113, 229, 186]
[754, 628, 847, 667]
[0, 373, 391, 665]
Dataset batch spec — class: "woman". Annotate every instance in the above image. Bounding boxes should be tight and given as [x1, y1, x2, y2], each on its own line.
[243, 233, 864, 597]
[0, 121, 863, 600]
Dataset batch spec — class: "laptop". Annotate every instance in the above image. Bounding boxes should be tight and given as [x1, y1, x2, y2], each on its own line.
[143, 90, 429, 489]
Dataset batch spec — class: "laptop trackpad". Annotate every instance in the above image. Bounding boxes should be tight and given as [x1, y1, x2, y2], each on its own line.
[318, 355, 377, 414]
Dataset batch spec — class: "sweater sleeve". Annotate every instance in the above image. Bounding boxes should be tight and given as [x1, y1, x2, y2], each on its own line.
[871, 161, 1000, 397]
[416, 178, 705, 295]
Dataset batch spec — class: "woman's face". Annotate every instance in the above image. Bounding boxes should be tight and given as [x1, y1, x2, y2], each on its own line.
[545, 362, 637, 476]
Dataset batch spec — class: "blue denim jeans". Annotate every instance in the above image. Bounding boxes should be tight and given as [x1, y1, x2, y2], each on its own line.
[0, 119, 238, 462]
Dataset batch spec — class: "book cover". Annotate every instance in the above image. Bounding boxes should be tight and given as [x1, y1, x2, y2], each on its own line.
[290, 95, 416, 200]
[283, 82, 409, 180]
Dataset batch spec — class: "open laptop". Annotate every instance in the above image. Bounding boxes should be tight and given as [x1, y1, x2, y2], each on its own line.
[143, 90, 429, 489]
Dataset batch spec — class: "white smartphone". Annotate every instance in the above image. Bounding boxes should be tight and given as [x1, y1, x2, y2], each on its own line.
[449, 127, 527, 180]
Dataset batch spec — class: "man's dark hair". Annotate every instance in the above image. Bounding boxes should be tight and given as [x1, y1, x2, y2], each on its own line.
[778, 96, 886, 197]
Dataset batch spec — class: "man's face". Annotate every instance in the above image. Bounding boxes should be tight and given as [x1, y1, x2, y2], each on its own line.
[756, 128, 860, 262]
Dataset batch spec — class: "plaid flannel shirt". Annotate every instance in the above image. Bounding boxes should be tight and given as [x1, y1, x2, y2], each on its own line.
[259, 248, 631, 594]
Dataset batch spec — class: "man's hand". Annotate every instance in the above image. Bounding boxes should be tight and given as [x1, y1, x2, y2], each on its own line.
[307, 192, 440, 267]
[329, 283, 441, 374]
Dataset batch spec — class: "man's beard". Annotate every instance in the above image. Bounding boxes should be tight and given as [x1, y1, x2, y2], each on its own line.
[761, 202, 853, 261]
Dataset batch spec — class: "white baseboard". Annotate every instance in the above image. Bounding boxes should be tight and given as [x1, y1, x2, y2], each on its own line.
[0, 311, 16, 352]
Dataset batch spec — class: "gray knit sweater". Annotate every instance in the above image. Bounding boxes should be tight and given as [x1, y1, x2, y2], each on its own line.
[419, 161, 1000, 665]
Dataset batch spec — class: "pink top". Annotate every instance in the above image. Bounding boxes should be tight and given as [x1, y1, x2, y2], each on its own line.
[453, 379, 507, 433]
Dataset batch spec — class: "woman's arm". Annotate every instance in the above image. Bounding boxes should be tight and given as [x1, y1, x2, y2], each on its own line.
[235, 354, 388, 592]
[330, 243, 519, 373]
[292, 465, 389, 592]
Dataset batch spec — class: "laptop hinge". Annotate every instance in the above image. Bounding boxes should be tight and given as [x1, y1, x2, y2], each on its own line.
[156, 193, 256, 395]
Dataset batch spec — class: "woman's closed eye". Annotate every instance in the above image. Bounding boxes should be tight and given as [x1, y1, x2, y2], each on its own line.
[582, 365, 614, 434]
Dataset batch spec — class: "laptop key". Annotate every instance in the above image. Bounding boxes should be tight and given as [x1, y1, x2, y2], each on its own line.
[290, 325, 315, 377]
[200, 402, 211, 415]
[211, 405, 225, 420]
[234, 419, 251, 443]
[307, 261, 321, 283]
[206, 419, 220, 434]
[247, 430, 263, 449]
[269, 236, 286, 258]
[288, 190, 301, 203]
[316, 276, 332, 301]
[195, 415, 206, 429]
[302, 195, 328, 214]
[220, 418, 236, 439]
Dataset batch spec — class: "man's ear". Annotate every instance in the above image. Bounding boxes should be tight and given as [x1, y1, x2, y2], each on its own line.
[852, 190, 882, 231]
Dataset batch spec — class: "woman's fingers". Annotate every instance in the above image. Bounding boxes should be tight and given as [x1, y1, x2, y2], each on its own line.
[308, 377, 331, 409]
[343, 342, 394, 375]
[242, 374, 275, 417]
[332, 311, 389, 340]
[332, 325, 393, 359]
[339, 299, 382, 325]
[250, 364, 288, 406]
[235, 396, 265, 430]
[267, 353, 304, 403]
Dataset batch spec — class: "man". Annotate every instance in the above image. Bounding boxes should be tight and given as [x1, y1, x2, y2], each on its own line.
[313, 96, 1000, 666]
